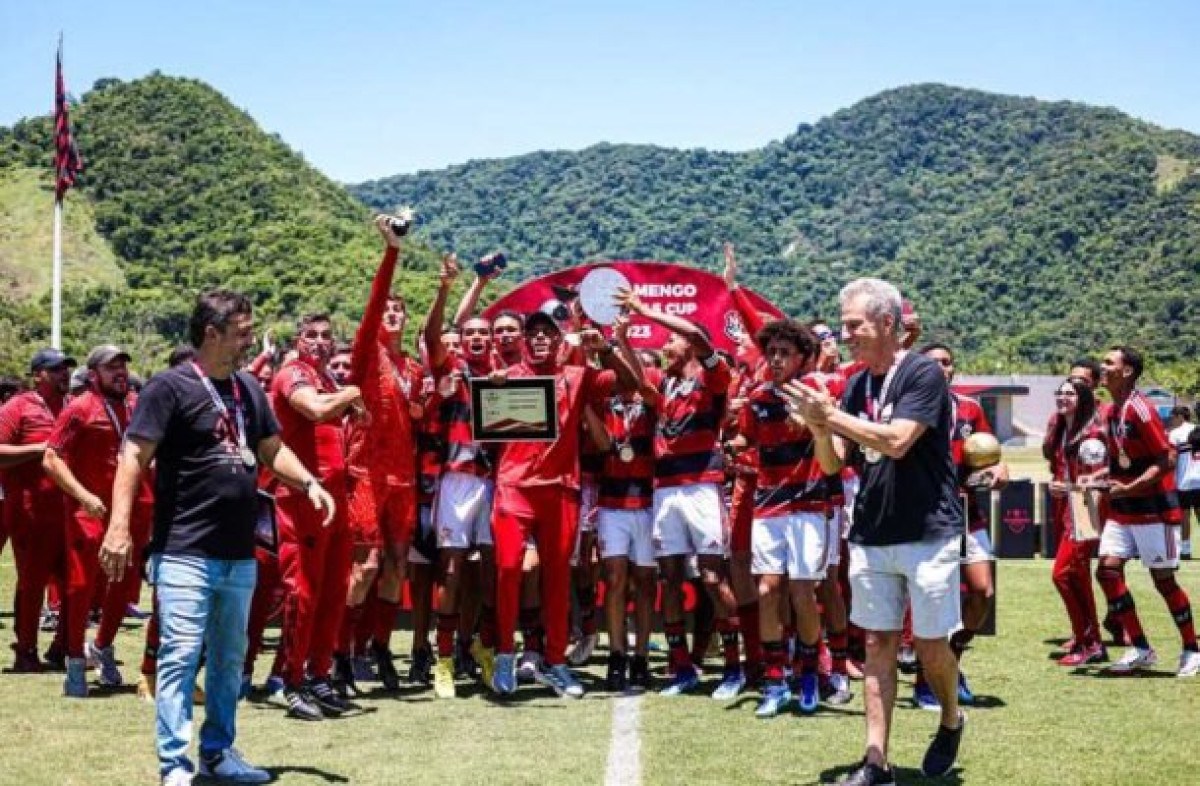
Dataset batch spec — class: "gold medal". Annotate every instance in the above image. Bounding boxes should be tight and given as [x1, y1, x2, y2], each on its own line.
[618, 444, 635, 463]
[862, 447, 882, 464]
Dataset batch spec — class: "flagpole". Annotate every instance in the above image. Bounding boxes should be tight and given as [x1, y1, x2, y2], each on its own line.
[52, 196, 63, 348]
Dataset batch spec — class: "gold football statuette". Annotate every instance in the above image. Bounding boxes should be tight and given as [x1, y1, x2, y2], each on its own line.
[963, 432, 1002, 470]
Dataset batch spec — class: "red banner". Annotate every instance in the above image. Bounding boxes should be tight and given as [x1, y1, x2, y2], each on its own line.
[481, 261, 783, 354]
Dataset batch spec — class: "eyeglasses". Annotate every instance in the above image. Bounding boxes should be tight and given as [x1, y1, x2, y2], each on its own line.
[1054, 391, 1078, 398]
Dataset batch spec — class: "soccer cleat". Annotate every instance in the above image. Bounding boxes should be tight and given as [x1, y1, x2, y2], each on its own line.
[711, 666, 746, 700]
[333, 653, 360, 698]
[913, 681, 940, 711]
[1177, 650, 1200, 678]
[308, 677, 358, 715]
[836, 760, 897, 786]
[433, 657, 457, 699]
[88, 641, 123, 687]
[453, 643, 480, 680]
[566, 633, 599, 667]
[659, 666, 700, 696]
[755, 681, 792, 718]
[628, 654, 651, 691]
[956, 671, 975, 705]
[517, 650, 545, 683]
[471, 640, 496, 688]
[43, 642, 66, 671]
[283, 686, 324, 721]
[371, 643, 401, 691]
[1107, 646, 1158, 675]
[64, 657, 89, 698]
[406, 644, 434, 686]
[492, 653, 517, 695]
[11, 645, 43, 673]
[1082, 643, 1109, 664]
[921, 710, 966, 777]
[199, 747, 271, 783]
[351, 654, 376, 683]
[797, 671, 820, 714]
[606, 651, 629, 693]
[160, 767, 194, 786]
[264, 675, 285, 696]
[826, 672, 854, 705]
[137, 672, 156, 701]
[541, 663, 585, 699]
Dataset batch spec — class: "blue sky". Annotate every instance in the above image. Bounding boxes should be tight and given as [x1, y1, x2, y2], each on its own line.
[2, 1, 1198, 183]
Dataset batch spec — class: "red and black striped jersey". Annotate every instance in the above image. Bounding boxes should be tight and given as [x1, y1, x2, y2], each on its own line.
[598, 394, 657, 510]
[433, 357, 493, 479]
[1104, 392, 1180, 525]
[738, 376, 832, 517]
[647, 357, 732, 489]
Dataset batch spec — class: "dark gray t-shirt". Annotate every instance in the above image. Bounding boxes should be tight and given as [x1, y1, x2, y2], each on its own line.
[843, 352, 963, 546]
[129, 365, 279, 560]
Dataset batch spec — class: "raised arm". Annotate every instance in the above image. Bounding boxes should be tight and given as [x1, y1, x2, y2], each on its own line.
[423, 253, 461, 372]
[351, 216, 403, 383]
[451, 252, 503, 327]
[723, 242, 766, 338]
[617, 287, 714, 359]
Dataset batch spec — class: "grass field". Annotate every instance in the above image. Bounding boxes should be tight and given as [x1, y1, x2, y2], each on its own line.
[1, 553, 1196, 786]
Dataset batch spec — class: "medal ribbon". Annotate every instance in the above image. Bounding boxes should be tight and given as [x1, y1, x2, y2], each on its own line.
[865, 351, 906, 423]
[191, 362, 249, 457]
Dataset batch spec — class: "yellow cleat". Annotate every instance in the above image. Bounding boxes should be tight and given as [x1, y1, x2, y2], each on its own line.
[433, 658, 457, 699]
[471, 640, 495, 688]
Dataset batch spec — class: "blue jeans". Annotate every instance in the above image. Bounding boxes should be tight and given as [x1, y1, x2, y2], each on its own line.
[149, 554, 256, 775]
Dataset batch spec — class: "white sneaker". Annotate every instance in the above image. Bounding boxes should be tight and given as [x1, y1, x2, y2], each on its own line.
[161, 768, 194, 786]
[1107, 646, 1158, 674]
[1177, 650, 1200, 678]
[827, 672, 854, 705]
[566, 633, 598, 666]
[199, 748, 270, 783]
[517, 650, 545, 683]
[88, 641, 123, 686]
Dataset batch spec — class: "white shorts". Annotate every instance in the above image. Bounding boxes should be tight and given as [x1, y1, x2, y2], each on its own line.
[848, 536, 963, 639]
[826, 510, 845, 567]
[751, 511, 831, 580]
[408, 504, 434, 566]
[962, 529, 994, 565]
[597, 508, 656, 568]
[652, 483, 727, 558]
[434, 471, 494, 549]
[1099, 521, 1180, 569]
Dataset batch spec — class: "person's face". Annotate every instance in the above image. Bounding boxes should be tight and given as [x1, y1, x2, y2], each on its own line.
[1100, 350, 1131, 392]
[443, 331, 462, 358]
[35, 364, 73, 396]
[297, 320, 335, 367]
[840, 294, 893, 365]
[383, 297, 408, 336]
[462, 318, 492, 359]
[925, 347, 955, 384]
[1069, 365, 1098, 390]
[493, 316, 522, 353]
[765, 339, 806, 385]
[812, 323, 839, 361]
[208, 312, 256, 368]
[92, 359, 129, 399]
[328, 353, 352, 386]
[524, 322, 562, 364]
[1054, 383, 1079, 417]
[662, 333, 692, 373]
[254, 363, 274, 388]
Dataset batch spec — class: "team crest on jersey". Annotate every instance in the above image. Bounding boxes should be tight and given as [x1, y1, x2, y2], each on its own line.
[724, 310, 746, 343]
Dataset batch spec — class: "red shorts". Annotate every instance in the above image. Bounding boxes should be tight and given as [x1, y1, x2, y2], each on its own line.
[348, 476, 416, 549]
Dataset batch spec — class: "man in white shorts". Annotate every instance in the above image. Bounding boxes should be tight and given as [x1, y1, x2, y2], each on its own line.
[786, 278, 966, 785]
[1094, 346, 1198, 677]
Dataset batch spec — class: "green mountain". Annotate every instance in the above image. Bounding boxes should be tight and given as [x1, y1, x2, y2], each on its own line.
[351, 84, 1200, 389]
[0, 73, 445, 376]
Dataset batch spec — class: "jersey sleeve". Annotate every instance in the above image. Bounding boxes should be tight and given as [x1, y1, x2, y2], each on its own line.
[1135, 401, 1171, 457]
[729, 286, 766, 338]
[892, 360, 946, 430]
[972, 400, 993, 435]
[274, 363, 314, 400]
[46, 401, 85, 457]
[351, 245, 399, 385]
[701, 355, 733, 396]
[584, 367, 618, 406]
[0, 397, 24, 444]
[127, 376, 177, 445]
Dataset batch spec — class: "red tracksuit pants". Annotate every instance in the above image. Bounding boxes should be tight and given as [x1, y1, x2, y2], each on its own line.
[6, 488, 68, 653]
[64, 504, 151, 657]
[278, 492, 351, 687]
[244, 545, 285, 676]
[1051, 510, 1100, 645]
[493, 485, 579, 666]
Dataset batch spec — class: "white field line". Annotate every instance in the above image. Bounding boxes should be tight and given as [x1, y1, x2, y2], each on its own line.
[604, 693, 643, 786]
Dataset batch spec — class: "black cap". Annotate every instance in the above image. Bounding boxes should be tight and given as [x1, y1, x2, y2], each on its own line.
[30, 348, 77, 373]
[524, 309, 562, 335]
[86, 344, 133, 369]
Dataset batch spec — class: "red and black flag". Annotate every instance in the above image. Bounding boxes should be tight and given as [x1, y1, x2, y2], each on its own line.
[54, 39, 83, 201]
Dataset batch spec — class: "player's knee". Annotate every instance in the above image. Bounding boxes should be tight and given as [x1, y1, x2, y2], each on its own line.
[1095, 564, 1123, 588]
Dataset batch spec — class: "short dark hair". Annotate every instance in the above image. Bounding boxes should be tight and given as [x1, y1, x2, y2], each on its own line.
[493, 310, 524, 328]
[1111, 346, 1144, 382]
[167, 343, 197, 368]
[1171, 405, 1192, 422]
[189, 289, 252, 349]
[296, 313, 332, 334]
[755, 319, 818, 359]
[0, 375, 23, 403]
[1069, 357, 1103, 386]
[920, 342, 954, 361]
[332, 342, 353, 357]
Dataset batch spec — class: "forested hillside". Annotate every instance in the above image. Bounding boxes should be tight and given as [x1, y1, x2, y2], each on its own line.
[0, 74, 447, 375]
[353, 84, 1200, 387]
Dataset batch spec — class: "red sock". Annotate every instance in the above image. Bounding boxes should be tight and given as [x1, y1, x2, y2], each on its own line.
[738, 602, 762, 671]
[373, 599, 400, 651]
[436, 613, 460, 659]
[1155, 576, 1198, 650]
[665, 620, 693, 672]
[716, 617, 741, 670]
[1098, 566, 1149, 648]
[828, 629, 849, 675]
[763, 640, 787, 681]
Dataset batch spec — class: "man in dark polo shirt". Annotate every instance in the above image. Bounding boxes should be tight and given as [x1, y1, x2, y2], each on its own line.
[100, 289, 334, 786]
[784, 278, 965, 786]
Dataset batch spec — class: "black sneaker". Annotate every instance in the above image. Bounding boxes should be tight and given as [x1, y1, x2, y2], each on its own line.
[307, 677, 358, 715]
[837, 759, 896, 786]
[606, 651, 629, 692]
[42, 642, 66, 672]
[283, 686, 324, 721]
[628, 654, 651, 691]
[454, 641, 480, 680]
[372, 642, 401, 691]
[333, 653, 360, 698]
[922, 710, 966, 777]
[407, 644, 434, 686]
